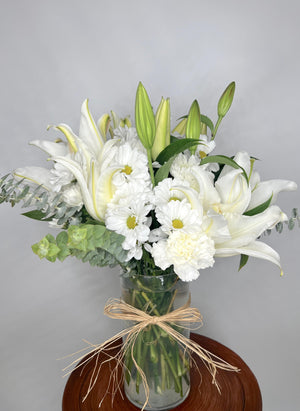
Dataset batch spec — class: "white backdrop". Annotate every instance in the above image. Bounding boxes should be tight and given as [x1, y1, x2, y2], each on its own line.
[0, 1, 299, 410]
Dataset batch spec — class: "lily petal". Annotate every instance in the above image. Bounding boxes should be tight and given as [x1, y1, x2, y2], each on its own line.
[79, 99, 105, 156]
[215, 168, 251, 214]
[14, 166, 53, 189]
[53, 156, 97, 220]
[29, 139, 69, 157]
[48, 124, 78, 153]
[215, 240, 281, 272]
[248, 179, 297, 210]
[220, 205, 284, 248]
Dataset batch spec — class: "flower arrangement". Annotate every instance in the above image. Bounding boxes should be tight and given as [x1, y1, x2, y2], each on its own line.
[0, 82, 298, 410]
[1, 82, 297, 279]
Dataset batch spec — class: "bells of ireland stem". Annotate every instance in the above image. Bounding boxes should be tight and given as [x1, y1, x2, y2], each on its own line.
[151, 97, 170, 160]
[135, 82, 156, 150]
[186, 99, 201, 154]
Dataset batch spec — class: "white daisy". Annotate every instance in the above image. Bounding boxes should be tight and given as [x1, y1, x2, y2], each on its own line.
[154, 178, 191, 207]
[105, 197, 152, 260]
[151, 230, 215, 281]
[155, 200, 202, 235]
[109, 142, 150, 187]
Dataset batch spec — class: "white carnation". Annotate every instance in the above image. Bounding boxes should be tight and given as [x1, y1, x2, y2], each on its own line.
[151, 230, 215, 281]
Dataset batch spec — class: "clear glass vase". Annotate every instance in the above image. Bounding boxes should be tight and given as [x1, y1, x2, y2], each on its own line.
[121, 271, 190, 410]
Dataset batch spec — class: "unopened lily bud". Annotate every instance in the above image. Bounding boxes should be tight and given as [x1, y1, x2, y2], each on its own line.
[124, 116, 132, 128]
[110, 111, 120, 128]
[119, 116, 132, 128]
[186, 99, 201, 140]
[217, 81, 235, 118]
[151, 97, 170, 160]
[97, 114, 110, 141]
[135, 82, 156, 149]
[172, 117, 187, 135]
[200, 122, 207, 135]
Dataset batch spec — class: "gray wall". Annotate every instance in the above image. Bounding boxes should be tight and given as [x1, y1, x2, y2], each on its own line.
[0, 1, 299, 410]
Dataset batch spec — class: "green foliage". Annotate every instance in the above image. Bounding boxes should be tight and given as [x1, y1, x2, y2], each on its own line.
[244, 194, 273, 216]
[156, 138, 201, 165]
[154, 156, 176, 185]
[264, 208, 300, 236]
[200, 155, 249, 184]
[32, 224, 128, 267]
[0, 174, 80, 225]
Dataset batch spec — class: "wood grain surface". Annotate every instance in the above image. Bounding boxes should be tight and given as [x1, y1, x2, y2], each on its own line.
[62, 333, 262, 410]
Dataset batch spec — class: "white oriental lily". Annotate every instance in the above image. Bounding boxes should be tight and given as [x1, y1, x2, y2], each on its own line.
[215, 205, 288, 272]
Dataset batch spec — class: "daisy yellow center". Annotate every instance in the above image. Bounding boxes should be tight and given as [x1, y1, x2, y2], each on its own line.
[172, 219, 184, 229]
[199, 151, 207, 159]
[169, 196, 181, 202]
[127, 215, 137, 229]
[122, 165, 132, 175]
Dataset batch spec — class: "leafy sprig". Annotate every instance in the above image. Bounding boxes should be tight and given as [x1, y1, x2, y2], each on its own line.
[0, 174, 80, 225]
[32, 224, 128, 267]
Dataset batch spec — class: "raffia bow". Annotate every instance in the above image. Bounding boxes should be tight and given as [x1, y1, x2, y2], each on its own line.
[63, 297, 239, 410]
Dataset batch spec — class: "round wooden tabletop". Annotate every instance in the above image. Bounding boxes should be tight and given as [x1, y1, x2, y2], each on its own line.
[62, 333, 262, 410]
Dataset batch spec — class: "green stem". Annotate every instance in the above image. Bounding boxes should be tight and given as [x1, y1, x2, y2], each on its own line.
[212, 115, 223, 140]
[147, 149, 155, 186]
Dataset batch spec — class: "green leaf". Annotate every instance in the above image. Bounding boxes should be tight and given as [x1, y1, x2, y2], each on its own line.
[22, 210, 52, 221]
[154, 156, 176, 185]
[200, 115, 214, 134]
[200, 155, 249, 184]
[156, 138, 200, 165]
[239, 254, 249, 271]
[243, 194, 273, 216]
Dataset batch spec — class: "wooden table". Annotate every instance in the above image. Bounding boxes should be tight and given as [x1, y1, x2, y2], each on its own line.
[62, 333, 262, 410]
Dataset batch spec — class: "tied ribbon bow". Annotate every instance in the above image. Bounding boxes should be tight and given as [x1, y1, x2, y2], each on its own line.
[63, 298, 239, 411]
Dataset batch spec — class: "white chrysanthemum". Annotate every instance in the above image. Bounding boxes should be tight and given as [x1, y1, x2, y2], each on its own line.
[155, 200, 202, 235]
[113, 126, 145, 152]
[61, 183, 83, 207]
[170, 153, 200, 190]
[151, 230, 215, 281]
[105, 197, 152, 260]
[50, 162, 75, 192]
[195, 135, 216, 158]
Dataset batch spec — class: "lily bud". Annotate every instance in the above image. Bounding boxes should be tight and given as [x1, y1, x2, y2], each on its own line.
[172, 117, 187, 135]
[186, 100, 201, 140]
[119, 116, 131, 128]
[135, 82, 156, 149]
[151, 97, 170, 160]
[217, 81, 235, 118]
[97, 114, 110, 141]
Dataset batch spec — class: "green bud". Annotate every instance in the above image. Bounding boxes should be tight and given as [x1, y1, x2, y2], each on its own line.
[186, 100, 201, 154]
[135, 82, 156, 149]
[151, 97, 170, 160]
[217, 81, 235, 118]
[186, 100, 201, 140]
